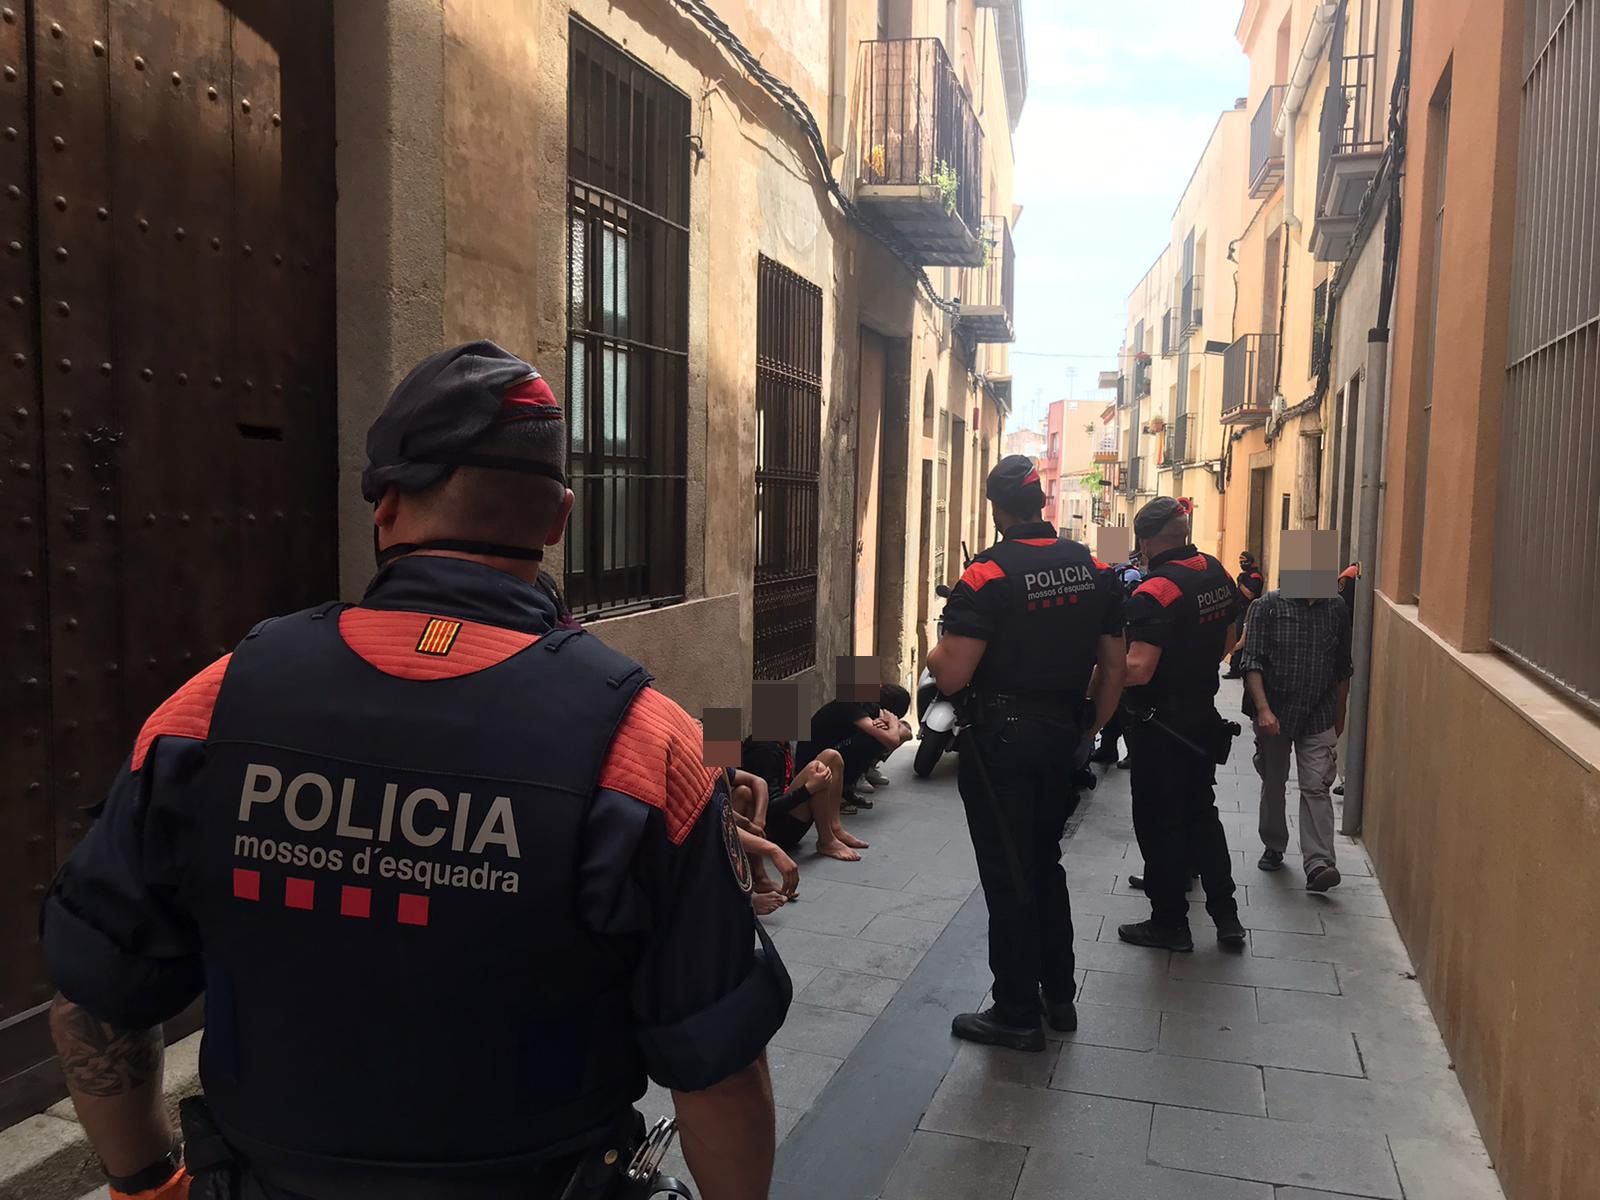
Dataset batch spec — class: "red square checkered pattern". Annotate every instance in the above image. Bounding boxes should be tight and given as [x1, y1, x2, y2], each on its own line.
[340, 885, 371, 919]
[233, 868, 260, 901]
[397, 893, 429, 927]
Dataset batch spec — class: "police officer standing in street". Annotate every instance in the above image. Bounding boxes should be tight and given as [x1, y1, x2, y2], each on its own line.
[40, 342, 790, 1200]
[1117, 497, 1248, 952]
[927, 456, 1127, 1052]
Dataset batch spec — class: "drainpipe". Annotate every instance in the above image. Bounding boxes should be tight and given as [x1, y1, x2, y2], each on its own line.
[1341, 329, 1386, 834]
[1275, 2, 1339, 230]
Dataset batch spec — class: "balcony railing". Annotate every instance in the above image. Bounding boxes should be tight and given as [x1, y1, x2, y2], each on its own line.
[1134, 355, 1152, 398]
[1093, 434, 1119, 463]
[1160, 308, 1177, 357]
[1171, 411, 1199, 464]
[1180, 274, 1204, 336]
[1122, 455, 1142, 496]
[1249, 84, 1287, 198]
[855, 38, 985, 266]
[958, 215, 1015, 342]
[1312, 53, 1385, 262]
[1221, 333, 1278, 424]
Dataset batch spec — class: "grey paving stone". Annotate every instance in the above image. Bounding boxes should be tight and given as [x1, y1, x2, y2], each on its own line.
[901, 871, 980, 898]
[921, 1075, 1153, 1157]
[1389, 1135, 1506, 1200]
[1169, 947, 1340, 993]
[1306, 889, 1395, 919]
[797, 852, 925, 891]
[857, 912, 947, 950]
[875, 892, 966, 923]
[1159, 1014, 1363, 1076]
[880, 1130, 1027, 1200]
[1013, 1149, 1275, 1200]
[795, 967, 903, 1016]
[774, 1104, 804, 1146]
[1350, 1025, 1459, 1086]
[1056, 1001, 1162, 1051]
[1276, 1190, 1387, 1200]
[1227, 902, 1327, 935]
[1050, 1042, 1266, 1115]
[945, 1038, 1058, 1089]
[766, 1045, 844, 1110]
[1078, 968, 1260, 1021]
[1073, 937, 1174, 977]
[780, 957, 826, 994]
[1249, 928, 1414, 971]
[1263, 1067, 1484, 1143]
[768, 1002, 876, 1059]
[770, 927, 927, 980]
[1148, 1106, 1402, 1197]
[1255, 985, 1436, 1043]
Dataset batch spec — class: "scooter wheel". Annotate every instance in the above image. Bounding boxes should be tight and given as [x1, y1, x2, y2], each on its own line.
[913, 731, 951, 779]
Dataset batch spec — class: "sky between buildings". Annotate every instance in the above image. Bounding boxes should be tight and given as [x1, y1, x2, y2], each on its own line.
[1007, 1, 1249, 434]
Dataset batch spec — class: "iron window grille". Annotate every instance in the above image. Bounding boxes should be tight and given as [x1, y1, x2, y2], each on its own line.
[1492, 0, 1600, 714]
[566, 21, 690, 617]
[753, 256, 823, 680]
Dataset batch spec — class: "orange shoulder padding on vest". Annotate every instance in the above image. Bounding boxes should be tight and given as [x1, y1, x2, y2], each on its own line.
[959, 559, 1006, 592]
[1174, 554, 1208, 572]
[132, 655, 232, 771]
[1135, 576, 1183, 608]
[599, 688, 717, 845]
[339, 608, 538, 680]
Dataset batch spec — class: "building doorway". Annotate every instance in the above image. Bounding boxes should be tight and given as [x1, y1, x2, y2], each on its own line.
[1248, 466, 1271, 572]
[854, 328, 888, 656]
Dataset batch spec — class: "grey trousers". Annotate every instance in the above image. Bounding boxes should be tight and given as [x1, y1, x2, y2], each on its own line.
[1253, 725, 1338, 874]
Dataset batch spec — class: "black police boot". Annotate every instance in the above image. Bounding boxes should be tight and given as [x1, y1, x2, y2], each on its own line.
[951, 1006, 1046, 1052]
[1117, 920, 1195, 952]
[1040, 988, 1078, 1033]
[1215, 915, 1247, 951]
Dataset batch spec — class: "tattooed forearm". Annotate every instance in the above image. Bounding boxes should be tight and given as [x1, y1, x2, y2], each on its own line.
[49, 996, 162, 1098]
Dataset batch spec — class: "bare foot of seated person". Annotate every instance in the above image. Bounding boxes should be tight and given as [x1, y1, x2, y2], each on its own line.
[788, 750, 869, 861]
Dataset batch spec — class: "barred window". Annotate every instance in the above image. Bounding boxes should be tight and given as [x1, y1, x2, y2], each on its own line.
[1493, 2, 1599, 713]
[753, 256, 823, 680]
[566, 21, 689, 616]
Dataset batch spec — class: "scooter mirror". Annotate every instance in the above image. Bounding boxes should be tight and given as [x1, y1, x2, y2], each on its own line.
[935, 584, 952, 599]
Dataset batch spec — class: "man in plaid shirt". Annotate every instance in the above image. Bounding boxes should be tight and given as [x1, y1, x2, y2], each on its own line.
[1237, 588, 1353, 891]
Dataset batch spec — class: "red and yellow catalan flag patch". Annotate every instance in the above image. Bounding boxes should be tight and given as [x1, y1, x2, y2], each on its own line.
[415, 618, 463, 657]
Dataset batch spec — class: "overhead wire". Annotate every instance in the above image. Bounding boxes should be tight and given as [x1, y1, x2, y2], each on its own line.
[666, 0, 964, 317]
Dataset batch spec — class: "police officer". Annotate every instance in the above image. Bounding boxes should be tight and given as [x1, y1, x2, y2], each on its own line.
[1117, 496, 1247, 952]
[40, 342, 790, 1200]
[927, 456, 1126, 1052]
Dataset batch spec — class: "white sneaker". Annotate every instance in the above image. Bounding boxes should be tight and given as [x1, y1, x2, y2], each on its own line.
[865, 766, 891, 788]
[855, 778, 875, 794]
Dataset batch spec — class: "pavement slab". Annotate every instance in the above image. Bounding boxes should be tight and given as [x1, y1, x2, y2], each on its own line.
[1050, 1042, 1267, 1115]
[1147, 1106, 1403, 1197]
[879, 1131, 1026, 1200]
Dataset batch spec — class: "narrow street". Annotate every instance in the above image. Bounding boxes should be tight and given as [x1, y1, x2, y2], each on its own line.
[625, 677, 1506, 1200]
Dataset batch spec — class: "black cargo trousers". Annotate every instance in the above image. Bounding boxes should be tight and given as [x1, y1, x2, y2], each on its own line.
[1127, 705, 1240, 930]
[956, 713, 1079, 1022]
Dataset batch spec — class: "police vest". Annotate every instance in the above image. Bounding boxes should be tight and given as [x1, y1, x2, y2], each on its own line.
[186, 603, 651, 1193]
[1133, 547, 1239, 706]
[970, 535, 1111, 704]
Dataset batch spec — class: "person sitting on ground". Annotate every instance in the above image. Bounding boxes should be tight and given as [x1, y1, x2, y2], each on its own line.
[858, 684, 914, 795]
[723, 767, 801, 915]
[742, 742, 867, 863]
[797, 684, 912, 810]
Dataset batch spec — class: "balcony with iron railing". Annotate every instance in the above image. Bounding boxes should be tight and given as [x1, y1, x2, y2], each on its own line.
[1161, 308, 1177, 357]
[1170, 411, 1199, 465]
[1122, 455, 1142, 496]
[855, 38, 985, 267]
[1093, 434, 1119, 463]
[1249, 84, 1287, 198]
[1180, 274, 1204, 337]
[1134, 354, 1152, 399]
[1221, 333, 1278, 424]
[958, 215, 1015, 342]
[1313, 53, 1384, 262]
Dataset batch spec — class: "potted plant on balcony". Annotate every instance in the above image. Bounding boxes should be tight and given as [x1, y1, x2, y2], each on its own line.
[1134, 351, 1152, 366]
[918, 158, 960, 217]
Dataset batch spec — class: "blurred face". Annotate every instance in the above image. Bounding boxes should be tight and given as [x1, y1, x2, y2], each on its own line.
[1239, 553, 1250, 569]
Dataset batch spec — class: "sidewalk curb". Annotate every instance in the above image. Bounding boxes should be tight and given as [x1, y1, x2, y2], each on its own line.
[0, 1032, 202, 1200]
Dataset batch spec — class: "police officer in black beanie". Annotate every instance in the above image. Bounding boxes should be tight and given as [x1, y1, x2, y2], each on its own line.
[1116, 496, 1247, 952]
[927, 456, 1127, 1051]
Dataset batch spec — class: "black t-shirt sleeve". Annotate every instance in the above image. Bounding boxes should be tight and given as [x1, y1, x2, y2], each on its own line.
[942, 555, 1008, 641]
[1099, 571, 1127, 636]
[1124, 574, 1183, 648]
[41, 745, 205, 1029]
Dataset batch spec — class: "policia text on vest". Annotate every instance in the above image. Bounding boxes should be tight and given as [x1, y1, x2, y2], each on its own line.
[234, 763, 524, 894]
